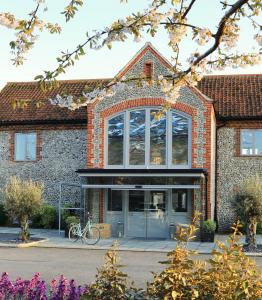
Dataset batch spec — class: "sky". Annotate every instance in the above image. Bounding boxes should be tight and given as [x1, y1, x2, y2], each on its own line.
[0, 0, 261, 89]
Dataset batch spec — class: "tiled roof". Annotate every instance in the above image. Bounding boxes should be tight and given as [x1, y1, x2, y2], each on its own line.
[198, 74, 262, 120]
[0, 79, 110, 124]
[0, 74, 261, 124]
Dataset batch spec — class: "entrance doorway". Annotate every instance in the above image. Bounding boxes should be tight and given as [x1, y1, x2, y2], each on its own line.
[126, 190, 168, 239]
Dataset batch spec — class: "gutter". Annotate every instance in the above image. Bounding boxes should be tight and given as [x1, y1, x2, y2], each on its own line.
[0, 119, 87, 126]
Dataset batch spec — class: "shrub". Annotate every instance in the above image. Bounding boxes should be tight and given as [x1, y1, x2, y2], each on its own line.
[39, 204, 57, 229]
[32, 204, 57, 229]
[0, 203, 8, 226]
[0, 272, 87, 299]
[202, 219, 216, 233]
[65, 215, 79, 226]
[82, 243, 145, 300]
[147, 220, 262, 300]
[3, 176, 44, 241]
[234, 175, 262, 250]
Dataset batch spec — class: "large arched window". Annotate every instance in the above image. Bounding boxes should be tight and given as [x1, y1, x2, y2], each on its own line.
[106, 108, 191, 168]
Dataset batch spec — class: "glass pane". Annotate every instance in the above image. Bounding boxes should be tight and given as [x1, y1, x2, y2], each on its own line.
[26, 133, 36, 160]
[254, 131, 262, 155]
[129, 110, 146, 165]
[150, 110, 166, 165]
[108, 190, 122, 211]
[129, 190, 145, 212]
[108, 114, 124, 165]
[241, 130, 253, 155]
[148, 191, 166, 212]
[172, 189, 187, 212]
[172, 113, 189, 165]
[15, 134, 26, 161]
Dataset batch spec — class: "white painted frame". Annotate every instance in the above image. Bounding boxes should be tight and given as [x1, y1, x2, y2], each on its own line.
[105, 107, 192, 169]
[14, 132, 37, 161]
[240, 129, 262, 156]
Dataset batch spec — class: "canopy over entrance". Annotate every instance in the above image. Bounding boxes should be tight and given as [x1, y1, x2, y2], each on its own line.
[58, 168, 208, 235]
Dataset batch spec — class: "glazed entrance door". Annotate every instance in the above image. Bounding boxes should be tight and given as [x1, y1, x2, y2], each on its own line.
[127, 190, 167, 238]
[146, 191, 167, 238]
[127, 190, 146, 238]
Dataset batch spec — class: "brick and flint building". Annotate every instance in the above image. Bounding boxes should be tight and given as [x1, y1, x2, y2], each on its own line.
[0, 43, 261, 236]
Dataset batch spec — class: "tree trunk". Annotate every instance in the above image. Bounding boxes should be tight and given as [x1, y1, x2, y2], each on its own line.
[245, 217, 257, 251]
[20, 217, 30, 242]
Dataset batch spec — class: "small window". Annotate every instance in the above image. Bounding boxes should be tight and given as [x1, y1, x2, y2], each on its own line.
[172, 189, 187, 212]
[14, 133, 37, 161]
[144, 62, 153, 78]
[108, 190, 123, 211]
[241, 129, 262, 156]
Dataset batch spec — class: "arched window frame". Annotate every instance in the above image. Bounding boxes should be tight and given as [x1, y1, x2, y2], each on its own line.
[105, 106, 192, 169]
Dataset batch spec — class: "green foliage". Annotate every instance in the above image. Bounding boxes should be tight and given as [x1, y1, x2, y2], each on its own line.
[82, 243, 145, 300]
[33, 204, 57, 229]
[65, 215, 79, 226]
[3, 176, 44, 241]
[257, 221, 262, 234]
[0, 203, 8, 226]
[147, 220, 262, 300]
[234, 175, 262, 249]
[234, 175, 262, 222]
[202, 219, 216, 233]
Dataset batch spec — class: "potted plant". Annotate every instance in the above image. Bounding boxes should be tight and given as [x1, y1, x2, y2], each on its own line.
[64, 216, 79, 238]
[201, 219, 216, 242]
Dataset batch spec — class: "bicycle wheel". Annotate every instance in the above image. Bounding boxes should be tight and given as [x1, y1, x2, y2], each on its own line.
[83, 226, 100, 245]
[68, 224, 80, 242]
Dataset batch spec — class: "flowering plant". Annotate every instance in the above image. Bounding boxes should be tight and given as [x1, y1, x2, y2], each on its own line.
[0, 273, 87, 300]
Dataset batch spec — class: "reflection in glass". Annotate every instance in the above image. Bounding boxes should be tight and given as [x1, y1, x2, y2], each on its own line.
[172, 113, 188, 165]
[149, 191, 166, 212]
[241, 130, 253, 155]
[108, 190, 123, 211]
[255, 131, 262, 155]
[150, 110, 166, 165]
[108, 114, 124, 165]
[172, 189, 187, 212]
[129, 190, 145, 212]
[15, 133, 36, 161]
[129, 110, 145, 165]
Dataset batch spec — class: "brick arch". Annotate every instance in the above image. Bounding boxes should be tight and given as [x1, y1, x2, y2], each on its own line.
[92, 97, 198, 168]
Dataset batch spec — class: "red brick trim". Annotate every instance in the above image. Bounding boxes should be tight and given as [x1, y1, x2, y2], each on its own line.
[143, 61, 153, 78]
[86, 98, 198, 168]
[117, 45, 172, 78]
[9, 130, 42, 162]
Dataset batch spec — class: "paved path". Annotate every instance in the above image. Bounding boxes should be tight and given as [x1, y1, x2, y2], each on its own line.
[0, 248, 261, 288]
[0, 227, 262, 255]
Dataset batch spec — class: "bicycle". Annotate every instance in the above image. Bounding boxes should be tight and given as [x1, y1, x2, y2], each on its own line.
[68, 213, 100, 245]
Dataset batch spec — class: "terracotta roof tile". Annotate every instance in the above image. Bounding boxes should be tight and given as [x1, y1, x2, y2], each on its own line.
[0, 74, 261, 123]
[0, 79, 110, 124]
[198, 74, 262, 120]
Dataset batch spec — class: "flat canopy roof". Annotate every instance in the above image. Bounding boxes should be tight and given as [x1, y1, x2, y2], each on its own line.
[76, 168, 208, 177]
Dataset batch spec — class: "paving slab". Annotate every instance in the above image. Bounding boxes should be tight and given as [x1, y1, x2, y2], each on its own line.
[0, 227, 261, 255]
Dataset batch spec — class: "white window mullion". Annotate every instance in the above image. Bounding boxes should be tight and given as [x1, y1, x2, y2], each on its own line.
[125, 111, 129, 167]
[145, 108, 150, 167]
[252, 130, 256, 155]
[167, 110, 172, 168]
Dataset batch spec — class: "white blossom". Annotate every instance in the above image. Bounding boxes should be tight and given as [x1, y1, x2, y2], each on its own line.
[255, 32, 262, 46]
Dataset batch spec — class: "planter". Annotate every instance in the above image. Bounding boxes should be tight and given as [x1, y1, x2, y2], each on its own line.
[64, 226, 69, 238]
[201, 231, 215, 242]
